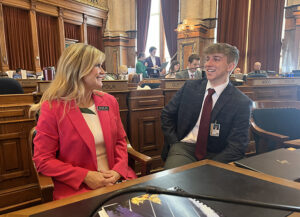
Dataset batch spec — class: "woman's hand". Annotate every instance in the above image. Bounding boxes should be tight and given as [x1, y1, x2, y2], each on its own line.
[100, 170, 121, 185]
[83, 171, 114, 190]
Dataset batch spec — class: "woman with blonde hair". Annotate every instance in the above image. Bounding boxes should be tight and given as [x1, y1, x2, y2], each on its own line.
[31, 43, 136, 200]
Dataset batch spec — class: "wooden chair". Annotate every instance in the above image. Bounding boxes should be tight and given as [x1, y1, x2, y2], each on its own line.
[29, 127, 153, 201]
[250, 101, 300, 154]
[0, 94, 53, 214]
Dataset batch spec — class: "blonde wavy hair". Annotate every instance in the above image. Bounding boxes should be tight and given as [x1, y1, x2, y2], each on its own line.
[30, 43, 105, 113]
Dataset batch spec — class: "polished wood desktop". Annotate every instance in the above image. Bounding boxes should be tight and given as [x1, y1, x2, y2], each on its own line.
[2, 160, 300, 217]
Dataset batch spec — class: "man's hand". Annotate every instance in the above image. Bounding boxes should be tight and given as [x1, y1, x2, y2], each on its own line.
[83, 171, 114, 190]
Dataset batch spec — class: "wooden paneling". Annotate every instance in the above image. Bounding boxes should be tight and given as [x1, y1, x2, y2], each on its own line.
[128, 89, 165, 170]
[182, 43, 194, 69]
[0, 0, 107, 72]
[63, 10, 83, 25]
[237, 85, 298, 101]
[86, 15, 102, 26]
[0, 4, 9, 72]
[35, 2, 58, 16]
[29, 7, 42, 72]
[0, 94, 34, 105]
[0, 119, 39, 214]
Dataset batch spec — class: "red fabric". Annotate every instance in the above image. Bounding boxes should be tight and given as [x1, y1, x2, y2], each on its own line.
[247, 0, 285, 73]
[64, 22, 81, 41]
[33, 92, 136, 200]
[217, 0, 249, 72]
[195, 88, 215, 160]
[161, 0, 179, 59]
[137, 0, 151, 53]
[36, 13, 60, 69]
[3, 6, 34, 70]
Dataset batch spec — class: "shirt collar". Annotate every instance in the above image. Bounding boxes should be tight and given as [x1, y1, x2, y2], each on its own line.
[206, 78, 229, 97]
[188, 70, 195, 75]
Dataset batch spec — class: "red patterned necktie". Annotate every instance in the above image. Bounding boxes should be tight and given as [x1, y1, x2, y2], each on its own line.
[195, 88, 215, 160]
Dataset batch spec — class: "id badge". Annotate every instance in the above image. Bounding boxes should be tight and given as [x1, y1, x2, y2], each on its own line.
[210, 122, 220, 137]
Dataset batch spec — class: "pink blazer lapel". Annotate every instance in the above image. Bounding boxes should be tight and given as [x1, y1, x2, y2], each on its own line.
[66, 101, 97, 167]
[93, 93, 114, 167]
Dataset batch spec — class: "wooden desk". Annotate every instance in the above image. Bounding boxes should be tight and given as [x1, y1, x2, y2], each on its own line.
[3, 160, 300, 217]
[17, 80, 40, 93]
[237, 77, 300, 101]
[128, 89, 165, 170]
[160, 79, 186, 105]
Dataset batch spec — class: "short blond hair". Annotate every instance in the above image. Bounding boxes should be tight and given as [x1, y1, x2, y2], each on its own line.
[31, 43, 105, 113]
[204, 43, 239, 64]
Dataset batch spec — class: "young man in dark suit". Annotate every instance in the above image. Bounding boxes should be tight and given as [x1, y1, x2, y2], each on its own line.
[161, 43, 252, 169]
[145, 46, 161, 78]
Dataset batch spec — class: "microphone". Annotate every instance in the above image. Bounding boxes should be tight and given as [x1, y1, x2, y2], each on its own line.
[163, 66, 203, 78]
[90, 185, 300, 217]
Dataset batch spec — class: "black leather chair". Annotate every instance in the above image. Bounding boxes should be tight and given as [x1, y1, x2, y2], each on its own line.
[251, 108, 300, 153]
[0, 78, 24, 94]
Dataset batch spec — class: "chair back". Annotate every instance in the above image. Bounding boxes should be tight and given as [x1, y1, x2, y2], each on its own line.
[252, 108, 300, 140]
[0, 78, 24, 94]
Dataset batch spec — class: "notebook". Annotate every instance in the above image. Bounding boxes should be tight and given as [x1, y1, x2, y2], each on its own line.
[98, 187, 222, 217]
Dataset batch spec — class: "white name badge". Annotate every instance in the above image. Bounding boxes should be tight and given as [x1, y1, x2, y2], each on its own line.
[210, 122, 220, 137]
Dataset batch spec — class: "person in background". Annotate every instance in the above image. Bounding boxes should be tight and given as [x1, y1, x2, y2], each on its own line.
[233, 67, 241, 74]
[165, 60, 180, 79]
[145, 46, 161, 78]
[118, 65, 128, 80]
[136, 52, 148, 78]
[13, 68, 22, 79]
[176, 54, 202, 79]
[161, 43, 252, 169]
[247, 62, 267, 78]
[31, 43, 136, 200]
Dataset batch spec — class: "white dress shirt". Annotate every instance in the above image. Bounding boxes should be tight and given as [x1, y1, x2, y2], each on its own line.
[151, 56, 158, 74]
[188, 70, 196, 79]
[181, 79, 229, 143]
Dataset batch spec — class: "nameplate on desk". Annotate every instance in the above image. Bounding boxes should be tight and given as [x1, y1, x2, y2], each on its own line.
[164, 80, 185, 89]
[102, 81, 128, 91]
[97, 106, 109, 111]
[247, 78, 300, 86]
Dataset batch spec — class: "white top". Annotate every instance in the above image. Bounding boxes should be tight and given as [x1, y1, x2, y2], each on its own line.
[181, 79, 229, 143]
[151, 56, 156, 66]
[81, 104, 109, 171]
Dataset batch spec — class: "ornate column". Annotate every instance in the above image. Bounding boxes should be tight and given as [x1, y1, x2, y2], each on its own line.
[282, 2, 300, 73]
[103, 0, 136, 74]
[81, 14, 87, 44]
[57, 8, 65, 55]
[178, 0, 217, 69]
[29, 0, 41, 72]
[0, 3, 9, 71]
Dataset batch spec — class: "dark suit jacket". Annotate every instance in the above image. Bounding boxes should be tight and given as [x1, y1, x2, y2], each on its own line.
[145, 56, 161, 78]
[161, 78, 252, 163]
[176, 69, 202, 79]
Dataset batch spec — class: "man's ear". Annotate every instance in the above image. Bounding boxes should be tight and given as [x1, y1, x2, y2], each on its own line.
[227, 62, 236, 73]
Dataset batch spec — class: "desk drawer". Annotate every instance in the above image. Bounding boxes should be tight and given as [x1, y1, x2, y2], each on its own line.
[129, 96, 164, 109]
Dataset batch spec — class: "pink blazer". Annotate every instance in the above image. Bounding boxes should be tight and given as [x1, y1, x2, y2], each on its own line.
[33, 92, 136, 200]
